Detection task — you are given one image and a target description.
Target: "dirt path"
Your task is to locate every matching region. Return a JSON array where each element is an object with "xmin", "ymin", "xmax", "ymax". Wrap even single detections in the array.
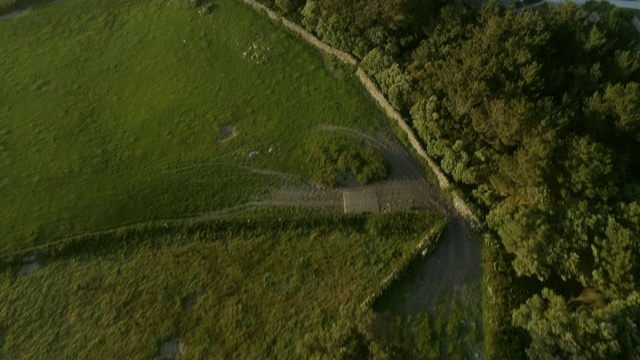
[{"xmin": 395, "ymin": 215, "xmax": 482, "ymax": 314}]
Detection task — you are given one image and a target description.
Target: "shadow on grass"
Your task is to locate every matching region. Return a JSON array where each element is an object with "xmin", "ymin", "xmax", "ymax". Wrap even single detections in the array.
[{"xmin": 0, "ymin": 0, "xmax": 58, "ymax": 17}]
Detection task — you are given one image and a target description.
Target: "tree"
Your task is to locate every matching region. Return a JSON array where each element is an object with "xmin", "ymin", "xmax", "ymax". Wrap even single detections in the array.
[
  {"xmin": 559, "ymin": 135, "xmax": 615, "ymax": 200},
  {"xmin": 593, "ymin": 203, "xmax": 640, "ymax": 298},
  {"xmin": 301, "ymin": 0, "xmax": 321, "ymax": 31},
  {"xmin": 513, "ymin": 289, "xmax": 640, "ymax": 360},
  {"xmin": 275, "ymin": 0, "xmax": 305, "ymax": 14}
]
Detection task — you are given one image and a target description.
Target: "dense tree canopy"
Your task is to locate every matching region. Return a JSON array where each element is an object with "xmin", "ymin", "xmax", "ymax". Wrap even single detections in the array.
[
  {"xmin": 408, "ymin": 1, "xmax": 640, "ymax": 357},
  {"xmin": 513, "ymin": 289, "xmax": 640, "ymax": 360}
]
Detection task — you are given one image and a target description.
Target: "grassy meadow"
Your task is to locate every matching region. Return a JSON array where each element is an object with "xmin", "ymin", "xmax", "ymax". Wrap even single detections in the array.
[
  {"xmin": 0, "ymin": 0, "xmax": 388, "ymax": 252},
  {"xmin": 0, "ymin": 211, "xmax": 444, "ymax": 358}
]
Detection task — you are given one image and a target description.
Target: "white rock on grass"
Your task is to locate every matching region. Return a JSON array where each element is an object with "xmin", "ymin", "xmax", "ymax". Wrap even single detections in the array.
[{"xmin": 17, "ymin": 255, "xmax": 39, "ymax": 278}]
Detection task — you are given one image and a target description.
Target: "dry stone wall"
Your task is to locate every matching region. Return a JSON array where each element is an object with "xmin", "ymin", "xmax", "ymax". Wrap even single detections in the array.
[
  {"xmin": 240, "ymin": 0, "xmax": 478, "ymax": 224},
  {"xmin": 242, "ymin": 0, "xmax": 357, "ymax": 65}
]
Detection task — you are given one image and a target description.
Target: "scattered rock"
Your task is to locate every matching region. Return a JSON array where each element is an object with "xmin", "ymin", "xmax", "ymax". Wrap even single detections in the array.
[
  {"xmin": 220, "ymin": 125, "xmax": 236, "ymax": 141},
  {"xmin": 17, "ymin": 254, "xmax": 40, "ymax": 278},
  {"xmin": 242, "ymin": 40, "xmax": 271, "ymax": 64},
  {"xmin": 248, "ymin": 151, "xmax": 259, "ymax": 158},
  {"xmin": 159, "ymin": 336, "xmax": 185, "ymax": 359}
]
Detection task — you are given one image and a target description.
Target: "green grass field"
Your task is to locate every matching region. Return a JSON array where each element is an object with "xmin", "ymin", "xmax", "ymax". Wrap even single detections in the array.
[
  {"xmin": 0, "ymin": 211, "xmax": 444, "ymax": 358},
  {"xmin": 0, "ymin": 0, "xmax": 388, "ymax": 252}
]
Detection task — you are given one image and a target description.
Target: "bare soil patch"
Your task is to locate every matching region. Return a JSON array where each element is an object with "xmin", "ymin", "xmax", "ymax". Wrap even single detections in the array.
[
  {"xmin": 267, "ymin": 186, "xmax": 342, "ymax": 210},
  {"xmin": 159, "ymin": 336, "xmax": 184, "ymax": 359},
  {"xmin": 219, "ymin": 124, "xmax": 236, "ymax": 141},
  {"xmin": 16, "ymin": 254, "xmax": 39, "ymax": 278}
]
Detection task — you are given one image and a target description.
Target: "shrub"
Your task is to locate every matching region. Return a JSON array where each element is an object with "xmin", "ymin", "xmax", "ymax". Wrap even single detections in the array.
[
  {"xmin": 0, "ymin": 0, "xmax": 19, "ymax": 15},
  {"xmin": 301, "ymin": 0, "xmax": 320, "ymax": 31},
  {"xmin": 311, "ymin": 139, "xmax": 389, "ymax": 187},
  {"xmin": 275, "ymin": 0, "xmax": 304, "ymax": 14},
  {"xmin": 358, "ymin": 146, "xmax": 389, "ymax": 184},
  {"xmin": 366, "ymin": 212, "xmax": 436, "ymax": 237}
]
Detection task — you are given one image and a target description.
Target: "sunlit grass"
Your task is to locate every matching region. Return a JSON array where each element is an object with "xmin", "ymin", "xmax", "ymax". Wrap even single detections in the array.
[{"xmin": 0, "ymin": 0, "xmax": 386, "ymax": 252}]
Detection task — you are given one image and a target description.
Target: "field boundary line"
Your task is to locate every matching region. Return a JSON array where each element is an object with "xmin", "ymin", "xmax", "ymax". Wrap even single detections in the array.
[
  {"xmin": 241, "ymin": 0, "xmax": 357, "ymax": 65},
  {"xmin": 0, "ymin": 203, "xmax": 266, "ymax": 259}
]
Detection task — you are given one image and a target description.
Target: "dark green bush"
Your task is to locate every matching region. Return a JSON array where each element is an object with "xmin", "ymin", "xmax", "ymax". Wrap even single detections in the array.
[
  {"xmin": 0, "ymin": 0, "xmax": 21, "ymax": 15},
  {"xmin": 357, "ymin": 146, "xmax": 389, "ymax": 184},
  {"xmin": 312, "ymin": 139, "xmax": 389, "ymax": 187}
]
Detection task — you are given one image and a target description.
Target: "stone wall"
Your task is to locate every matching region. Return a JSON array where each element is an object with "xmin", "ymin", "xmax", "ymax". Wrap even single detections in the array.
[{"xmin": 240, "ymin": 0, "xmax": 478, "ymax": 224}]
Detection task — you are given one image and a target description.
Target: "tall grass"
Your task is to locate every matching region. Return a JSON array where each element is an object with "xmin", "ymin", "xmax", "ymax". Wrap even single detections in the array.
[{"xmin": 0, "ymin": 211, "xmax": 442, "ymax": 358}]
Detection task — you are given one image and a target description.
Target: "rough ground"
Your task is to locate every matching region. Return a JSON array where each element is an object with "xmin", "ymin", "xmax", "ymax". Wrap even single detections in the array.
[
  {"xmin": 233, "ymin": 5, "xmax": 482, "ymax": 352},
  {"xmin": 5, "ymin": 123, "xmax": 482, "ymax": 359}
]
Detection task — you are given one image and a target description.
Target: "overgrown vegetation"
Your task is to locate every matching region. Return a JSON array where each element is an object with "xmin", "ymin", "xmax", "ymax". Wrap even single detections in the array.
[
  {"xmin": 0, "ymin": 211, "xmax": 443, "ymax": 358},
  {"xmin": 312, "ymin": 138, "xmax": 389, "ymax": 187},
  {"xmin": 482, "ymin": 234, "xmax": 537, "ymax": 358},
  {"xmin": 365, "ymin": 211, "xmax": 434, "ymax": 237},
  {"xmin": 0, "ymin": 0, "xmax": 389, "ymax": 252}
]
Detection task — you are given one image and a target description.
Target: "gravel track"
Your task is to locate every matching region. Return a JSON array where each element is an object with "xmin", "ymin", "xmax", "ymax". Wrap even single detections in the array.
[{"xmin": 395, "ymin": 215, "xmax": 481, "ymax": 314}]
